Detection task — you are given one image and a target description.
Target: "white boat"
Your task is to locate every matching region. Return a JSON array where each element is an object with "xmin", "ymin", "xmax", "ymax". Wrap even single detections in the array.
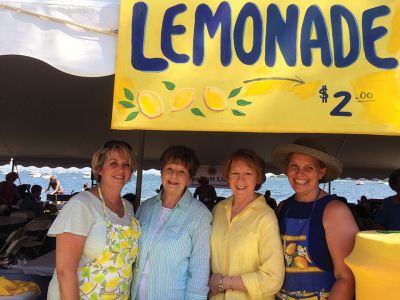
[
  {"xmin": 83, "ymin": 172, "xmax": 91, "ymax": 179},
  {"xmin": 29, "ymin": 172, "xmax": 42, "ymax": 178},
  {"xmin": 356, "ymin": 181, "xmax": 365, "ymax": 185}
]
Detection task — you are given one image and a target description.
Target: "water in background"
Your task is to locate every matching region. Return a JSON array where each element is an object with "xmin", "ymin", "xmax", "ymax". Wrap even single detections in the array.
[{"xmin": 1, "ymin": 166, "xmax": 394, "ymax": 203}]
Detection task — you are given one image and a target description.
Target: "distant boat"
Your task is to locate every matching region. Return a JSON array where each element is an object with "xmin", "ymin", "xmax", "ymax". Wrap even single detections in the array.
[
  {"xmin": 83, "ymin": 172, "xmax": 91, "ymax": 179},
  {"xmin": 356, "ymin": 181, "xmax": 365, "ymax": 185},
  {"xmin": 29, "ymin": 172, "xmax": 42, "ymax": 178},
  {"xmin": 41, "ymin": 174, "xmax": 52, "ymax": 179}
]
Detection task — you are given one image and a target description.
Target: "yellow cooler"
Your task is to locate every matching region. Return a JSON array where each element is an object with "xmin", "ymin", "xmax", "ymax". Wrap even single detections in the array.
[{"xmin": 345, "ymin": 231, "xmax": 400, "ymax": 300}]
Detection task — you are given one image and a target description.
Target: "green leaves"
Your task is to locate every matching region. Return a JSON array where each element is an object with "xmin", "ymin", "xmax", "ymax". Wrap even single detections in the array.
[
  {"xmin": 124, "ymin": 88, "xmax": 134, "ymax": 101},
  {"xmin": 119, "ymin": 87, "xmax": 139, "ymax": 121},
  {"xmin": 236, "ymin": 99, "xmax": 251, "ymax": 106},
  {"xmin": 125, "ymin": 111, "xmax": 139, "ymax": 121},
  {"xmin": 228, "ymin": 87, "xmax": 242, "ymax": 98},
  {"xmin": 191, "ymin": 108, "xmax": 205, "ymax": 117},
  {"xmin": 119, "ymin": 101, "xmax": 135, "ymax": 108},
  {"xmin": 162, "ymin": 81, "xmax": 176, "ymax": 90},
  {"xmin": 232, "ymin": 109, "xmax": 245, "ymax": 116}
]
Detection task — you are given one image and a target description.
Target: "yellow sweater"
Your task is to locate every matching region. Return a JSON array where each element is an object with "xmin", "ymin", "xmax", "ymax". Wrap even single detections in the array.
[{"xmin": 210, "ymin": 195, "xmax": 284, "ymax": 300}]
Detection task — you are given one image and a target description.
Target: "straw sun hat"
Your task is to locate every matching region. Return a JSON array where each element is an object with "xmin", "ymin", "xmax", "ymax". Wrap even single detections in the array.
[{"xmin": 271, "ymin": 137, "xmax": 343, "ymax": 183}]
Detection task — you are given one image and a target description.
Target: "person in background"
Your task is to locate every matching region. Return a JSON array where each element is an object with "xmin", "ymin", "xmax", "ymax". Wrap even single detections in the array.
[
  {"xmin": 45, "ymin": 175, "xmax": 64, "ymax": 195},
  {"xmin": 264, "ymin": 190, "xmax": 278, "ymax": 210},
  {"xmin": 194, "ymin": 176, "xmax": 217, "ymax": 209},
  {"xmin": 131, "ymin": 145, "xmax": 212, "ymax": 300},
  {"xmin": 19, "ymin": 184, "xmax": 43, "ymax": 217},
  {"xmin": 209, "ymin": 149, "xmax": 284, "ymax": 299},
  {"xmin": 82, "ymin": 183, "xmax": 90, "ymax": 191},
  {"xmin": 272, "ymin": 137, "xmax": 358, "ymax": 300},
  {"xmin": 47, "ymin": 141, "xmax": 140, "ymax": 299},
  {"xmin": 123, "ymin": 193, "xmax": 140, "ymax": 213},
  {"xmin": 374, "ymin": 169, "xmax": 400, "ymax": 230},
  {"xmin": 0, "ymin": 172, "xmax": 21, "ymax": 209}
]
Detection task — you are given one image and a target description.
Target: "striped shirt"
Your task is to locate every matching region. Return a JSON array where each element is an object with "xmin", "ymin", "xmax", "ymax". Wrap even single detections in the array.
[{"xmin": 131, "ymin": 190, "xmax": 212, "ymax": 300}]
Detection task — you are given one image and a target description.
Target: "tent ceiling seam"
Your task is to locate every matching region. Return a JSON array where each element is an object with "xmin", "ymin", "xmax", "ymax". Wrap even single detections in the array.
[{"xmin": 0, "ymin": 3, "xmax": 118, "ymax": 36}]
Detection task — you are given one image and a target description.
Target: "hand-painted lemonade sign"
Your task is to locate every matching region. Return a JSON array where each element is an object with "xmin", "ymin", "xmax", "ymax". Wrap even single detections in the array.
[{"xmin": 112, "ymin": 0, "xmax": 400, "ymax": 134}]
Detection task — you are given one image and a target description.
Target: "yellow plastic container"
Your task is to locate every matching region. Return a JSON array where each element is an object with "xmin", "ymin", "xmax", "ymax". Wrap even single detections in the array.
[{"xmin": 345, "ymin": 231, "xmax": 400, "ymax": 300}]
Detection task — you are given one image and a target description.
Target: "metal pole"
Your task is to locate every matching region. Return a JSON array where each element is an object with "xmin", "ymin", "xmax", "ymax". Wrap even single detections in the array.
[{"xmin": 135, "ymin": 131, "xmax": 145, "ymax": 203}]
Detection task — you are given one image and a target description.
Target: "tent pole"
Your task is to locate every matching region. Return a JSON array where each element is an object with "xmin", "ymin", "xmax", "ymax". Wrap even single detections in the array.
[{"xmin": 135, "ymin": 131, "xmax": 145, "ymax": 203}]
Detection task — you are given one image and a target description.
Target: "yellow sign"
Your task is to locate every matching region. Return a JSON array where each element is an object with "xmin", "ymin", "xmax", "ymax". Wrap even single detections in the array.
[{"xmin": 112, "ymin": 0, "xmax": 400, "ymax": 134}]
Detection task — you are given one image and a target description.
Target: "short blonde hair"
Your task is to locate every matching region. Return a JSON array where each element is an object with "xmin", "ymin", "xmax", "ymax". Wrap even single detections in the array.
[
  {"xmin": 91, "ymin": 141, "xmax": 135, "ymax": 182},
  {"xmin": 223, "ymin": 149, "xmax": 266, "ymax": 191}
]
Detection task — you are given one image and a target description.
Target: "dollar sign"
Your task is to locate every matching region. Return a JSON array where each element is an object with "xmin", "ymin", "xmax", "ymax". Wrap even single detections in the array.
[{"xmin": 319, "ymin": 85, "xmax": 328, "ymax": 103}]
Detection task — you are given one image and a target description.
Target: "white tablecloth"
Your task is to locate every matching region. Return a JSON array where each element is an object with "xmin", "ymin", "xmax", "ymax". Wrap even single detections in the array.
[
  {"xmin": 8, "ymin": 251, "xmax": 55, "ymax": 277},
  {"xmin": 0, "ymin": 291, "xmax": 37, "ymax": 300}
]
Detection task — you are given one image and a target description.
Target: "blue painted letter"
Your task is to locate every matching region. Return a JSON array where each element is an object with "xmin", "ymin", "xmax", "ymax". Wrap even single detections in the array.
[
  {"xmin": 301, "ymin": 5, "xmax": 332, "ymax": 67},
  {"xmin": 161, "ymin": 4, "xmax": 189, "ymax": 64},
  {"xmin": 193, "ymin": 2, "xmax": 232, "ymax": 66},
  {"xmin": 363, "ymin": 5, "xmax": 398, "ymax": 69},
  {"xmin": 131, "ymin": 2, "xmax": 168, "ymax": 71}
]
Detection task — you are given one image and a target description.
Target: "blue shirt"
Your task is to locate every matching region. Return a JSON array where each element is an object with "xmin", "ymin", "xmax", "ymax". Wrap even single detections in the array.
[{"xmin": 131, "ymin": 190, "xmax": 212, "ymax": 300}]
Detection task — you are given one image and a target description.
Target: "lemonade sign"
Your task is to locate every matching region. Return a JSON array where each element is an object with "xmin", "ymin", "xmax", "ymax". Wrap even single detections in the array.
[{"xmin": 112, "ymin": 0, "xmax": 400, "ymax": 134}]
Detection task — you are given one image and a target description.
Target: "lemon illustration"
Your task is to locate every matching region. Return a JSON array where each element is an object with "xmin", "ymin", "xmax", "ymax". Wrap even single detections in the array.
[
  {"xmin": 170, "ymin": 88, "xmax": 195, "ymax": 111},
  {"xmin": 121, "ymin": 265, "xmax": 132, "ymax": 278},
  {"xmin": 95, "ymin": 250, "xmax": 112, "ymax": 265},
  {"xmin": 138, "ymin": 91, "xmax": 163, "ymax": 118},
  {"xmin": 286, "ymin": 242, "xmax": 296, "ymax": 256},
  {"xmin": 204, "ymin": 87, "xmax": 227, "ymax": 111},
  {"xmin": 101, "ymin": 294, "xmax": 117, "ymax": 300},
  {"xmin": 294, "ymin": 256, "xmax": 308, "ymax": 270},
  {"xmin": 106, "ymin": 277, "xmax": 122, "ymax": 290},
  {"xmin": 81, "ymin": 282, "xmax": 96, "ymax": 295},
  {"xmin": 115, "ymin": 254, "xmax": 124, "ymax": 268}
]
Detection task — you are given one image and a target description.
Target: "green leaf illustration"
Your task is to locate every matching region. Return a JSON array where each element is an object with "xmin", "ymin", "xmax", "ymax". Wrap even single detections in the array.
[
  {"xmin": 232, "ymin": 109, "xmax": 246, "ymax": 116},
  {"xmin": 237, "ymin": 99, "xmax": 252, "ymax": 106},
  {"xmin": 228, "ymin": 87, "xmax": 242, "ymax": 98},
  {"xmin": 191, "ymin": 108, "xmax": 206, "ymax": 117},
  {"xmin": 125, "ymin": 111, "xmax": 139, "ymax": 121},
  {"xmin": 162, "ymin": 81, "xmax": 176, "ymax": 90},
  {"xmin": 124, "ymin": 88, "xmax": 134, "ymax": 101},
  {"xmin": 119, "ymin": 101, "xmax": 135, "ymax": 108}
]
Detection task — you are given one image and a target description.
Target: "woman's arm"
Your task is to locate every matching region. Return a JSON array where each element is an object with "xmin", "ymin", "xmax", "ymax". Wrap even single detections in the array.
[
  {"xmin": 56, "ymin": 232, "xmax": 86, "ymax": 300},
  {"xmin": 185, "ymin": 208, "xmax": 212, "ymax": 300},
  {"xmin": 324, "ymin": 200, "xmax": 359, "ymax": 300}
]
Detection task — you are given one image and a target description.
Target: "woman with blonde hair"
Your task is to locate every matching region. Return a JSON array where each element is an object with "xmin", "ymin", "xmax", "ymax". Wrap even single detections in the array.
[
  {"xmin": 45, "ymin": 175, "xmax": 64, "ymax": 195},
  {"xmin": 209, "ymin": 149, "xmax": 284, "ymax": 299},
  {"xmin": 47, "ymin": 141, "xmax": 140, "ymax": 299}
]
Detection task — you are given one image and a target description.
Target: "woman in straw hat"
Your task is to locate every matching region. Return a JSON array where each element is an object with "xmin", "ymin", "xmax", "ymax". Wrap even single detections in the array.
[{"xmin": 272, "ymin": 138, "xmax": 358, "ymax": 300}]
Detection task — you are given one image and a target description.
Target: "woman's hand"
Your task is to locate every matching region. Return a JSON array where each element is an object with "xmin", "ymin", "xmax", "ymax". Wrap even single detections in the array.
[{"xmin": 208, "ymin": 273, "xmax": 223, "ymax": 296}]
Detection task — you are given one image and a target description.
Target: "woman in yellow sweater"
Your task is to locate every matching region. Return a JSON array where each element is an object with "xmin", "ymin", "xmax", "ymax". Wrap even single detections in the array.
[{"xmin": 209, "ymin": 149, "xmax": 284, "ymax": 299}]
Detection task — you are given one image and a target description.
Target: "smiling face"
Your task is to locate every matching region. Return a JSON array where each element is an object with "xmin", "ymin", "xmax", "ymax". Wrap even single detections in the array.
[
  {"xmin": 161, "ymin": 162, "xmax": 190, "ymax": 198},
  {"xmin": 98, "ymin": 149, "xmax": 132, "ymax": 190},
  {"xmin": 228, "ymin": 159, "xmax": 258, "ymax": 200},
  {"xmin": 287, "ymin": 153, "xmax": 326, "ymax": 201}
]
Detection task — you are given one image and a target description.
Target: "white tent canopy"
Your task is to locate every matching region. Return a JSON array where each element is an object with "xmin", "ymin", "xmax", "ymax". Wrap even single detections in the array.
[
  {"xmin": 0, "ymin": 0, "xmax": 399, "ymax": 179},
  {"xmin": 0, "ymin": 0, "xmax": 119, "ymax": 76}
]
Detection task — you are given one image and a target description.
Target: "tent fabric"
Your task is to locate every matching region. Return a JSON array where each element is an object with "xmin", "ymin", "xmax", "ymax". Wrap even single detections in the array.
[
  {"xmin": 0, "ymin": 2, "xmax": 399, "ymax": 179},
  {"xmin": 0, "ymin": 0, "xmax": 119, "ymax": 76}
]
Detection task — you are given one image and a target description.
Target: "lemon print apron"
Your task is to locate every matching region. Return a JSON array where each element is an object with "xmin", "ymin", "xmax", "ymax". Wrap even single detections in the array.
[
  {"xmin": 276, "ymin": 196, "xmax": 335, "ymax": 300},
  {"xmin": 78, "ymin": 191, "xmax": 140, "ymax": 300}
]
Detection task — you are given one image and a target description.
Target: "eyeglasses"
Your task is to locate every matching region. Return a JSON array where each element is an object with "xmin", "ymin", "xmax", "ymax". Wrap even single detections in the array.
[{"xmin": 103, "ymin": 140, "xmax": 132, "ymax": 151}]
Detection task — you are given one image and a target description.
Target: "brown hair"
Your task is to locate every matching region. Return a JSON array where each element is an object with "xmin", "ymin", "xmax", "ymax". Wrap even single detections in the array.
[
  {"xmin": 223, "ymin": 149, "xmax": 266, "ymax": 190},
  {"xmin": 160, "ymin": 145, "xmax": 199, "ymax": 178},
  {"xmin": 91, "ymin": 141, "xmax": 135, "ymax": 182}
]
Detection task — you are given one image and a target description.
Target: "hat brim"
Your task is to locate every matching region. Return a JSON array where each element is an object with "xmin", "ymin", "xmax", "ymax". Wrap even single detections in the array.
[{"xmin": 272, "ymin": 143, "xmax": 343, "ymax": 183}]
